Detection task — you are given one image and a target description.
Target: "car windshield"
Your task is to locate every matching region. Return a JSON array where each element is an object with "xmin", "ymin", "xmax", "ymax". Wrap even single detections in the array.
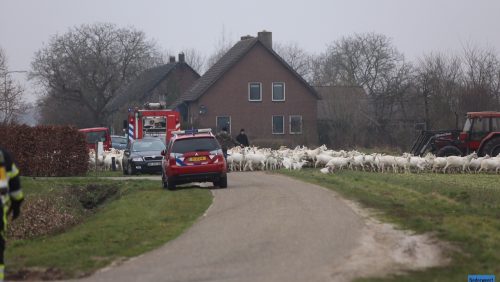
[
  {"xmin": 85, "ymin": 131, "xmax": 107, "ymax": 144},
  {"xmin": 171, "ymin": 137, "xmax": 220, "ymax": 154},
  {"xmin": 112, "ymin": 136, "xmax": 127, "ymax": 144},
  {"xmin": 132, "ymin": 140, "xmax": 165, "ymax": 152}
]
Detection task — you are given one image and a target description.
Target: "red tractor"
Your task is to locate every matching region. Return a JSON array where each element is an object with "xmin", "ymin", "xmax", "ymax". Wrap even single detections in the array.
[{"xmin": 411, "ymin": 112, "xmax": 500, "ymax": 157}]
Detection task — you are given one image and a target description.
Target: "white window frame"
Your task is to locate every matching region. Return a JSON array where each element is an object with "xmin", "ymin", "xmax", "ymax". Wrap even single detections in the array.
[
  {"xmin": 289, "ymin": 115, "xmax": 303, "ymax": 134},
  {"xmin": 272, "ymin": 82, "xmax": 286, "ymax": 101},
  {"xmin": 248, "ymin": 82, "xmax": 262, "ymax": 102},
  {"xmin": 272, "ymin": 115, "xmax": 285, "ymax": 135},
  {"xmin": 216, "ymin": 116, "xmax": 231, "ymax": 134}
]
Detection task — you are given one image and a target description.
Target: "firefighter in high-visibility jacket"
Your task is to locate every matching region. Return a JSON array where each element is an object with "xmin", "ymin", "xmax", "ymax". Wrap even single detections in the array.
[{"xmin": 0, "ymin": 147, "xmax": 23, "ymax": 282}]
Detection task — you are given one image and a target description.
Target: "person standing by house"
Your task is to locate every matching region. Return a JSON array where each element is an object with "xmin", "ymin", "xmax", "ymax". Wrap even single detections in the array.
[
  {"xmin": 216, "ymin": 126, "xmax": 240, "ymax": 160},
  {"xmin": 236, "ymin": 129, "xmax": 250, "ymax": 147},
  {"xmin": 0, "ymin": 147, "xmax": 24, "ymax": 282}
]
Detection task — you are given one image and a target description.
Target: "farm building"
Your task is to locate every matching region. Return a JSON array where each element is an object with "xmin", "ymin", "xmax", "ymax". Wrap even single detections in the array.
[
  {"xmin": 172, "ymin": 31, "xmax": 320, "ymax": 147},
  {"xmin": 316, "ymin": 86, "xmax": 371, "ymax": 148}
]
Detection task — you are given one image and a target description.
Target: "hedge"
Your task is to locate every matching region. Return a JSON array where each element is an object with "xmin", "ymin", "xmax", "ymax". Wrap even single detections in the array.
[{"xmin": 0, "ymin": 125, "xmax": 89, "ymax": 176}]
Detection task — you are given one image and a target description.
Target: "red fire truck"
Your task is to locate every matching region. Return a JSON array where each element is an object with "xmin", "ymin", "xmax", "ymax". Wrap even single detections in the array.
[{"xmin": 127, "ymin": 103, "xmax": 181, "ymax": 144}]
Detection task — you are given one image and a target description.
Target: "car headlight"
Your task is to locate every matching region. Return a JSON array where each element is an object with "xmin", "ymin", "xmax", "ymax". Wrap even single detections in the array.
[{"xmin": 132, "ymin": 157, "xmax": 143, "ymax": 162}]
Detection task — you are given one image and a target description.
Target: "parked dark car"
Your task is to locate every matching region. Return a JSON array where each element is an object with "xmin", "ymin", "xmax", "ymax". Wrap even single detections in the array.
[
  {"xmin": 122, "ymin": 138, "xmax": 165, "ymax": 175},
  {"xmin": 111, "ymin": 135, "xmax": 128, "ymax": 150}
]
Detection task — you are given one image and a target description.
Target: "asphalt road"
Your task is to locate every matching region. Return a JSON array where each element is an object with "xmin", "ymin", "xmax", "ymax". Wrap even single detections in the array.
[{"xmin": 71, "ymin": 172, "xmax": 364, "ymax": 282}]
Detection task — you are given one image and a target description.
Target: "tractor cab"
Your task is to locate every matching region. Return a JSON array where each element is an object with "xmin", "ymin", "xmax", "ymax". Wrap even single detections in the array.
[{"xmin": 459, "ymin": 112, "xmax": 500, "ymax": 155}]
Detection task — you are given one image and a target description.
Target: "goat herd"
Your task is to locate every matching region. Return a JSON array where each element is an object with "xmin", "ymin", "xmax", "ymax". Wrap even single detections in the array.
[
  {"xmin": 89, "ymin": 145, "xmax": 500, "ymax": 174},
  {"xmin": 226, "ymin": 145, "xmax": 500, "ymax": 174},
  {"xmin": 89, "ymin": 149, "xmax": 125, "ymax": 171}
]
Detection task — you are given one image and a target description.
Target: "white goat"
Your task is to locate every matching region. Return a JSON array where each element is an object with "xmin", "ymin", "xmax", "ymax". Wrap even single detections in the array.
[
  {"xmin": 442, "ymin": 152, "xmax": 477, "ymax": 173},
  {"xmin": 325, "ymin": 157, "xmax": 350, "ymax": 172},
  {"xmin": 478, "ymin": 156, "xmax": 500, "ymax": 173}
]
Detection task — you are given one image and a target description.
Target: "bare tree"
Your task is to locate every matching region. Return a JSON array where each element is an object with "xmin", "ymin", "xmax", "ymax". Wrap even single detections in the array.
[
  {"xmin": 0, "ymin": 48, "xmax": 28, "ymax": 124},
  {"xmin": 182, "ymin": 48, "xmax": 206, "ymax": 74},
  {"xmin": 310, "ymin": 52, "xmax": 340, "ymax": 86},
  {"xmin": 312, "ymin": 33, "xmax": 405, "ymax": 91},
  {"xmin": 274, "ymin": 42, "xmax": 311, "ymax": 80},
  {"xmin": 30, "ymin": 23, "xmax": 162, "ymax": 127},
  {"xmin": 206, "ymin": 27, "xmax": 234, "ymax": 69},
  {"xmin": 313, "ymin": 33, "xmax": 410, "ymax": 145},
  {"xmin": 460, "ymin": 44, "xmax": 500, "ymax": 112},
  {"xmin": 462, "ymin": 44, "xmax": 499, "ymax": 89},
  {"xmin": 333, "ymin": 33, "xmax": 402, "ymax": 94}
]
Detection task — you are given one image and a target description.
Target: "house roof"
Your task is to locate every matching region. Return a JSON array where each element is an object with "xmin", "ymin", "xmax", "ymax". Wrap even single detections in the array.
[
  {"xmin": 315, "ymin": 86, "xmax": 367, "ymax": 120},
  {"xmin": 108, "ymin": 62, "xmax": 196, "ymax": 111},
  {"xmin": 171, "ymin": 37, "xmax": 319, "ymax": 108}
]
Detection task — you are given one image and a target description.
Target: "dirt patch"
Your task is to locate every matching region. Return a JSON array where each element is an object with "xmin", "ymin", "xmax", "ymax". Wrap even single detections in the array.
[
  {"xmin": 70, "ymin": 184, "xmax": 120, "ymax": 210},
  {"xmin": 330, "ymin": 198, "xmax": 452, "ymax": 281},
  {"xmin": 6, "ymin": 267, "xmax": 66, "ymax": 281},
  {"xmin": 7, "ymin": 195, "xmax": 80, "ymax": 239},
  {"xmin": 8, "ymin": 184, "xmax": 119, "ymax": 240}
]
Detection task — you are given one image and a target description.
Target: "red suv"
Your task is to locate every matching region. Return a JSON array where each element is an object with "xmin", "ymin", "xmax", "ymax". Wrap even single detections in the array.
[{"xmin": 161, "ymin": 129, "xmax": 227, "ymax": 190}]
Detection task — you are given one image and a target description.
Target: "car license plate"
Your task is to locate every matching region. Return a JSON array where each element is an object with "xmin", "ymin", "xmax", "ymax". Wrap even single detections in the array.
[
  {"xmin": 148, "ymin": 162, "xmax": 161, "ymax": 166},
  {"xmin": 189, "ymin": 156, "xmax": 207, "ymax": 162}
]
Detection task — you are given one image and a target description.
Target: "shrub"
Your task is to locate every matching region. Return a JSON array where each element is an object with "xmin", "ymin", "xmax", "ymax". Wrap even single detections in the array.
[{"xmin": 0, "ymin": 124, "xmax": 89, "ymax": 176}]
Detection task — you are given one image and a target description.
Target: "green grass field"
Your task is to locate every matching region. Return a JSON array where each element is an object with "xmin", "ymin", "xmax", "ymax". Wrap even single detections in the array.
[
  {"xmin": 7, "ymin": 177, "xmax": 212, "ymax": 279},
  {"xmin": 280, "ymin": 169, "xmax": 500, "ymax": 282}
]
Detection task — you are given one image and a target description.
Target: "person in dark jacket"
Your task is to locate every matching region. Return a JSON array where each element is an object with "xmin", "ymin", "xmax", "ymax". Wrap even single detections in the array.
[
  {"xmin": 236, "ymin": 129, "xmax": 250, "ymax": 147},
  {"xmin": 0, "ymin": 147, "xmax": 23, "ymax": 282},
  {"xmin": 216, "ymin": 126, "xmax": 240, "ymax": 159}
]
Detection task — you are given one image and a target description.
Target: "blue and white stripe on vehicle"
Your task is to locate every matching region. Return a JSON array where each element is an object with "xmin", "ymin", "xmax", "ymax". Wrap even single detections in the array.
[
  {"xmin": 128, "ymin": 123, "xmax": 134, "ymax": 142},
  {"xmin": 176, "ymin": 157, "xmax": 186, "ymax": 166}
]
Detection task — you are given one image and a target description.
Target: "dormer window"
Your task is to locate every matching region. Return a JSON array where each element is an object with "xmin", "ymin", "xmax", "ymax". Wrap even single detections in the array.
[{"xmin": 248, "ymin": 82, "xmax": 262, "ymax": 101}]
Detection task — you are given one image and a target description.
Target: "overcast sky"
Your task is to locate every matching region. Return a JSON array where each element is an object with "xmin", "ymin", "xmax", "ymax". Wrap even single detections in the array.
[{"xmin": 1, "ymin": 0, "xmax": 500, "ymax": 102}]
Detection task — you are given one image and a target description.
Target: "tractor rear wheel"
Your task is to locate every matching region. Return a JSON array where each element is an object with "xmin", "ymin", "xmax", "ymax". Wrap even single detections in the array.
[
  {"xmin": 437, "ymin": 146, "xmax": 462, "ymax": 157},
  {"xmin": 482, "ymin": 137, "xmax": 500, "ymax": 157}
]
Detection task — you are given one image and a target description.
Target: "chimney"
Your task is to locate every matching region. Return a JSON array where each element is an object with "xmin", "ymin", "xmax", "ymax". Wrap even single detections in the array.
[
  {"xmin": 240, "ymin": 35, "xmax": 253, "ymax": 40},
  {"xmin": 178, "ymin": 53, "xmax": 185, "ymax": 63},
  {"xmin": 257, "ymin": 30, "xmax": 272, "ymax": 49},
  {"xmin": 169, "ymin": 56, "xmax": 176, "ymax": 63}
]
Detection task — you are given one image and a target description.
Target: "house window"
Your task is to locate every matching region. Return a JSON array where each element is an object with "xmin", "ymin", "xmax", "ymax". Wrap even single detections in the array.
[
  {"xmin": 248, "ymin": 82, "xmax": 262, "ymax": 101},
  {"xmin": 272, "ymin": 82, "xmax": 285, "ymax": 101},
  {"xmin": 216, "ymin": 116, "xmax": 231, "ymax": 134},
  {"xmin": 272, "ymin": 115, "xmax": 285, "ymax": 134},
  {"xmin": 290, "ymin": 115, "xmax": 302, "ymax": 134}
]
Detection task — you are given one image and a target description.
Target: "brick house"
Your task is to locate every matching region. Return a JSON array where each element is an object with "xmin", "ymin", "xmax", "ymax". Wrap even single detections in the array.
[
  {"xmin": 173, "ymin": 31, "xmax": 320, "ymax": 146},
  {"xmin": 108, "ymin": 53, "xmax": 200, "ymax": 132}
]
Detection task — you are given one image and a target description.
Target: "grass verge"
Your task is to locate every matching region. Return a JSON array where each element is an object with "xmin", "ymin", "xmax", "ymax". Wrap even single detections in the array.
[
  {"xmin": 280, "ymin": 169, "xmax": 500, "ymax": 282},
  {"xmin": 86, "ymin": 170, "xmax": 125, "ymax": 177},
  {"xmin": 7, "ymin": 177, "xmax": 212, "ymax": 279}
]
